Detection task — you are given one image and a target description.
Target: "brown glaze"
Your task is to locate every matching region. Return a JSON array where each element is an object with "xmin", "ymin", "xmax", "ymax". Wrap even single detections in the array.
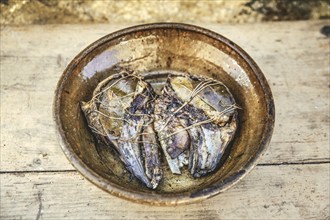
[{"xmin": 53, "ymin": 23, "xmax": 275, "ymax": 205}]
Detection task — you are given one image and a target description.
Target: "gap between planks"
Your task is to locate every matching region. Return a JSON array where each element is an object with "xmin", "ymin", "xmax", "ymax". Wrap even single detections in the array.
[{"xmin": 1, "ymin": 161, "xmax": 329, "ymax": 175}]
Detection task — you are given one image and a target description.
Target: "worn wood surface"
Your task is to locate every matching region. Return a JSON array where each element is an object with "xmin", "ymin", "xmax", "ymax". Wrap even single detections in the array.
[
  {"xmin": 1, "ymin": 20, "xmax": 329, "ymax": 219},
  {"xmin": 1, "ymin": 165, "xmax": 329, "ymax": 220}
]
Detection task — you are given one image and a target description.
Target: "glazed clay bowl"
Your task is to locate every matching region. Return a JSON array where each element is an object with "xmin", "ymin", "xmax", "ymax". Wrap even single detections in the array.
[{"xmin": 54, "ymin": 23, "xmax": 275, "ymax": 205}]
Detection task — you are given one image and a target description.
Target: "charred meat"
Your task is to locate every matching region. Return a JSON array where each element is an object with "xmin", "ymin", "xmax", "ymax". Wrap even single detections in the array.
[
  {"xmin": 81, "ymin": 73, "xmax": 162, "ymax": 189},
  {"xmin": 81, "ymin": 72, "xmax": 238, "ymax": 189}
]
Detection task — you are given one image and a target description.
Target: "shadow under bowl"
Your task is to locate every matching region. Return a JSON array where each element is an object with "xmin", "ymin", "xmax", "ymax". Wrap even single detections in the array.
[{"xmin": 54, "ymin": 23, "xmax": 275, "ymax": 205}]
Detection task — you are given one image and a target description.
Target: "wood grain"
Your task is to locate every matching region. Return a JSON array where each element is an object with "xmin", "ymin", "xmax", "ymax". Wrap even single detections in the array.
[
  {"xmin": 1, "ymin": 164, "xmax": 329, "ymax": 220},
  {"xmin": 0, "ymin": 20, "xmax": 329, "ymax": 219},
  {"xmin": 1, "ymin": 21, "xmax": 329, "ymax": 172}
]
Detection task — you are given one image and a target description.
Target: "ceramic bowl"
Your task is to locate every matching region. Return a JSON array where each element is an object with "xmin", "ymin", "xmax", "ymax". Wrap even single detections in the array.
[{"xmin": 54, "ymin": 23, "xmax": 275, "ymax": 205}]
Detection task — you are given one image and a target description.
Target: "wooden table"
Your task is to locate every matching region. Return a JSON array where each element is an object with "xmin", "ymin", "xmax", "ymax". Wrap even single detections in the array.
[{"xmin": 1, "ymin": 20, "xmax": 329, "ymax": 219}]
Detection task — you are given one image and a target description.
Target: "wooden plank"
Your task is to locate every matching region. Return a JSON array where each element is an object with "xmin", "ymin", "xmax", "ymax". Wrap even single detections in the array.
[
  {"xmin": 1, "ymin": 164, "xmax": 329, "ymax": 220},
  {"xmin": 0, "ymin": 56, "xmax": 74, "ymax": 172},
  {"xmin": 0, "ymin": 21, "xmax": 329, "ymax": 172}
]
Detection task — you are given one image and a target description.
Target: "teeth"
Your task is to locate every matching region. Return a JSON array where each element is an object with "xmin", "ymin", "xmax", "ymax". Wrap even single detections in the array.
[{"xmin": 81, "ymin": 72, "xmax": 237, "ymax": 189}]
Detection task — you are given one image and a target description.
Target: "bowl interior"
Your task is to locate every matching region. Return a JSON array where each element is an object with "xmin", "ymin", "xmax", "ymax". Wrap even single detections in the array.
[{"xmin": 55, "ymin": 24, "xmax": 274, "ymax": 204}]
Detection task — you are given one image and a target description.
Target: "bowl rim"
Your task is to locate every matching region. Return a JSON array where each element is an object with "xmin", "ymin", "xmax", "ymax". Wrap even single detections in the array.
[{"xmin": 53, "ymin": 22, "xmax": 275, "ymax": 205}]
